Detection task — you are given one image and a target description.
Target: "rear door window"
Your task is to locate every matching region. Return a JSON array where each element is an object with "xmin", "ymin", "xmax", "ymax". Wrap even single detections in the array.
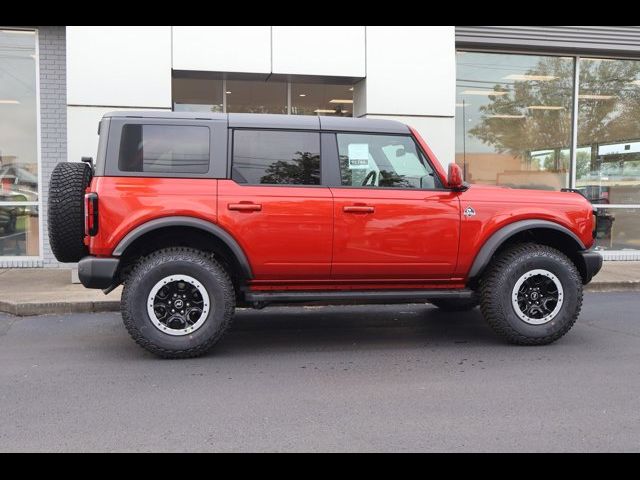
[{"xmin": 232, "ymin": 130, "xmax": 320, "ymax": 185}]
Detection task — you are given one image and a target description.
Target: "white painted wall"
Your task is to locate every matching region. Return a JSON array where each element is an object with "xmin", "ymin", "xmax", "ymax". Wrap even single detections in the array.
[
  {"xmin": 172, "ymin": 26, "xmax": 271, "ymax": 74},
  {"xmin": 67, "ymin": 106, "xmax": 170, "ymax": 163},
  {"xmin": 363, "ymin": 26, "xmax": 455, "ymax": 117},
  {"xmin": 272, "ymin": 26, "xmax": 365, "ymax": 77},
  {"xmin": 66, "ymin": 26, "xmax": 171, "ymax": 108},
  {"xmin": 361, "ymin": 27, "xmax": 456, "ymax": 165}
]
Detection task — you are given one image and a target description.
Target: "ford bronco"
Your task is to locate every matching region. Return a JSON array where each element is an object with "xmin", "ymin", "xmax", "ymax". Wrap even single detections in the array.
[{"xmin": 48, "ymin": 112, "xmax": 602, "ymax": 358}]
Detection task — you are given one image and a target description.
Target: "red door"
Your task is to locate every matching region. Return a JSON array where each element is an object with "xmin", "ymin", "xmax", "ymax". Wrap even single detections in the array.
[
  {"xmin": 217, "ymin": 181, "xmax": 333, "ymax": 280},
  {"xmin": 217, "ymin": 129, "xmax": 333, "ymax": 281},
  {"xmin": 331, "ymin": 189, "xmax": 460, "ymax": 279},
  {"xmin": 330, "ymin": 132, "xmax": 461, "ymax": 280}
]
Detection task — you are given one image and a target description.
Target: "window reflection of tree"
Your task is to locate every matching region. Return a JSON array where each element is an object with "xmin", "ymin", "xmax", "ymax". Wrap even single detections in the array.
[
  {"xmin": 260, "ymin": 151, "xmax": 320, "ymax": 185},
  {"xmin": 469, "ymin": 57, "xmax": 640, "ymax": 176}
]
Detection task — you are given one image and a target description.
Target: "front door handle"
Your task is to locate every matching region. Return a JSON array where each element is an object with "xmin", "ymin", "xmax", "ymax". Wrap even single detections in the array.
[
  {"xmin": 343, "ymin": 205, "xmax": 375, "ymax": 214},
  {"xmin": 228, "ymin": 203, "xmax": 262, "ymax": 212}
]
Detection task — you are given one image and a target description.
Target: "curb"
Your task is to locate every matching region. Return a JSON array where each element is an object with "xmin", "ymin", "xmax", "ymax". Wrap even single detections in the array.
[
  {"xmin": 585, "ymin": 282, "xmax": 640, "ymax": 293},
  {"xmin": 0, "ymin": 300, "xmax": 120, "ymax": 317},
  {"xmin": 0, "ymin": 282, "xmax": 638, "ymax": 316}
]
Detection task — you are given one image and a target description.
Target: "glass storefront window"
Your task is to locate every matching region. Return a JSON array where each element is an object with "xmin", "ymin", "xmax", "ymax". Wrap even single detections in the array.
[
  {"xmin": 172, "ymin": 76, "xmax": 223, "ymax": 113},
  {"xmin": 0, "ymin": 29, "xmax": 39, "ymax": 257},
  {"xmin": 576, "ymin": 58, "xmax": 640, "ymax": 205},
  {"xmin": 456, "ymin": 51, "xmax": 574, "ymax": 190},
  {"xmin": 594, "ymin": 208, "xmax": 640, "ymax": 251},
  {"xmin": 291, "ymin": 82, "xmax": 353, "ymax": 116},
  {"xmin": 225, "ymin": 79, "xmax": 287, "ymax": 114}
]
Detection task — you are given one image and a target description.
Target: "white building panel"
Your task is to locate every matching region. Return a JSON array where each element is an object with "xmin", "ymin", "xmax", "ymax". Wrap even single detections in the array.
[
  {"xmin": 364, "ymin": 26, "xmax": 455, "ymax": 117},
  {"xmin": 272, "ymin": 26, "xmax": 365, "ymax": 77},
  {"xmin": 172, "ymin": 26, "xmax": 271, "ymax": 74},
  {"xmin": 66, "ymin": 26, "xmax": 171, "ymax": 108}
]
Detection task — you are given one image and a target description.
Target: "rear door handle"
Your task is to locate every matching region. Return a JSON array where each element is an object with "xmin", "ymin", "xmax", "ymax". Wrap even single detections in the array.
[
  {"xmin": 343, "ymin": 205, "xmax": 375, "ymax": 214},
  {"xmin": 228, "ymin": 203, "xmax": 262, "ymax": 212}
]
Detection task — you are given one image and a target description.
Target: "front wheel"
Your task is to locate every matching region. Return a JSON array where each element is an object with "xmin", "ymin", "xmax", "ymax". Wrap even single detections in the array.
[
  {"xmin": 121, "ymin": 247, "xmax": 236, "ymax": 358},
  {"xmin": 479, "ymin": 243, "xmax": 583, "ymax": 345}
]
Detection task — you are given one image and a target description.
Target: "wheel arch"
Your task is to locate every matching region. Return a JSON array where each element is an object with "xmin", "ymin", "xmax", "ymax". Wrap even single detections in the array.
[
  {"xmin": 468, "ymin": 220, "xmax": 587, "ymax": 285},
  {"xmin": 113, "ymin": 216, "xmax": 253, "ymax": 282}
]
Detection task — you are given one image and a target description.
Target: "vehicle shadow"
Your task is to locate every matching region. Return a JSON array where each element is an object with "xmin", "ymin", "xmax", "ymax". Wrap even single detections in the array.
[{"xmin": 213, "ymin": 303, "xmax": 503, "ymax": 356}]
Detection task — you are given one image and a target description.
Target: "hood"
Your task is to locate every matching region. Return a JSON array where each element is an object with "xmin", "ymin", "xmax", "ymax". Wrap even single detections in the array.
[{"xmin": 463, "ymin": 183, "xmax": 592, "ymax": 207}]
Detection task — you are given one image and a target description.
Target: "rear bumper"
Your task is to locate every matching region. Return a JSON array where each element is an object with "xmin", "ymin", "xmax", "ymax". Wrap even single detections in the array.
[
  {"xmin": 77, "ymin": 256, "xmax": 120, "ymax": 289},
  {"xmin": 577, "ymin": 250, "xmax": 603, "ymax": 285}
]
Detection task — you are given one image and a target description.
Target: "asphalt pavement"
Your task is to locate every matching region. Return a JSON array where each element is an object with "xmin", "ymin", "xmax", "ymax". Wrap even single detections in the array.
[{"xmin": 0, "ymin": 292, "xmax": 639, "ymax": 452}]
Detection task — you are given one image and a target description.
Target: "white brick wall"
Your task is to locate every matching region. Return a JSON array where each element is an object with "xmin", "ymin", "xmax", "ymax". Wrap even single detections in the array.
[{"xmin": 0, "ymin": 26, "xmax": 66, "ymax": 268}]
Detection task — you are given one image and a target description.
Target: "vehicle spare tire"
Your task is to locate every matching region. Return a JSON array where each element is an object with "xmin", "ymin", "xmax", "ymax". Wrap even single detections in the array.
[{"xmin": 48, "ymin": 162, "xmax": 92, "ymax": 263}]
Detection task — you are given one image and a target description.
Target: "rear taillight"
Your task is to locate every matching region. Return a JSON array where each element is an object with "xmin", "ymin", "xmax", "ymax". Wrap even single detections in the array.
[{"xmin": 84, "ymin": 192, "xmax": 99, "ymax": 236}]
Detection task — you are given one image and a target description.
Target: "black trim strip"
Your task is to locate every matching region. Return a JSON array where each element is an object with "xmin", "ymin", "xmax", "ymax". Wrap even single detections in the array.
[{"xmin": 245, "ymin": 289, "xmax": 475, "ymax": 305}]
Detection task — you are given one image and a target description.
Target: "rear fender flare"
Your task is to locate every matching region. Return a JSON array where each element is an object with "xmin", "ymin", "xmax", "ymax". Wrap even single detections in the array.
[{"xmin": 112, "ymin": 216, "xmax": 253, "ymax": 279}]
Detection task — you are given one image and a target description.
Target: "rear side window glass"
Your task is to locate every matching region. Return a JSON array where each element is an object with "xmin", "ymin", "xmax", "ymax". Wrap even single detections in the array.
[
  {"xmin": 118, "ymin": 124, "xmax": 210, "ymax": 174},
  {"xmin": 232, "ymin": 130, "xmax": 320, "ymax": 185}
]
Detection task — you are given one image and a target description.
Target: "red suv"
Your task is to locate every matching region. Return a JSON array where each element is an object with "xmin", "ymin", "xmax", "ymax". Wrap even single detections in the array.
[{"xmin": 48, "ymin": 112, "xmax": 602, "ymax": 358}]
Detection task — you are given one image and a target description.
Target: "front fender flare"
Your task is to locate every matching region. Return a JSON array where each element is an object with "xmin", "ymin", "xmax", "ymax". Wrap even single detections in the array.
[{"xmin": 467, "ymin": 219, "xmax": 586, "ymax": 281}]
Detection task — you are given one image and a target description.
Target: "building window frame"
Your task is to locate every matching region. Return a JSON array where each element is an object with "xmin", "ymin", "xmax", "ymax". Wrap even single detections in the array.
[
  {"xmin": 173, "ymin": 74, "xmax": 355, "ymax": 118},
  {"xmin": 0, "ymin": 27, "xmax": 42, "ymax": 262}
]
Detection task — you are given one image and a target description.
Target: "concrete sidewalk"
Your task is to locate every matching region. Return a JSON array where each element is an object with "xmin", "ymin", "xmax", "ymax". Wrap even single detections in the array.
[{"xmin": 0, "ymin": 262, "xmax": 639, "ymax": 316}]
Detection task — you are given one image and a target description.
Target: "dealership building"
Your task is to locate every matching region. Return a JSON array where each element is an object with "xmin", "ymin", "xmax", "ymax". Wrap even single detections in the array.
[{"xmin": 1, "ymin": 25, "xmax": 640, "ymax": 268}]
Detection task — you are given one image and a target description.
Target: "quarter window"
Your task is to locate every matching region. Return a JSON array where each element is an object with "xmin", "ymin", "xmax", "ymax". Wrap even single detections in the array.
[
  {"xmin": 232, "ymin": 130, "xmax": 320, "ymax": 185},
  {"xmin": 337, "ymin": 134, "xmax": 440, "ymax": 189},
  {"xmin": 118, "ymin": 124, "xmax": 210, "ymax": 174}
]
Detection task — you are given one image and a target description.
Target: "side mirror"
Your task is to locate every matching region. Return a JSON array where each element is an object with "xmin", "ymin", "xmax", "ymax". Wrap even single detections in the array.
[{"xmin": 448, "ymin": 163, "xmax": 464, "ymax": 189}]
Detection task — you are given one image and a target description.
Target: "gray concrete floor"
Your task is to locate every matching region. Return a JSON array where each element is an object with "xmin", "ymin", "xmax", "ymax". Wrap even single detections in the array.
[{"xmin": 0, "ymin": 292, "xmax": 639, "ymax": 452}]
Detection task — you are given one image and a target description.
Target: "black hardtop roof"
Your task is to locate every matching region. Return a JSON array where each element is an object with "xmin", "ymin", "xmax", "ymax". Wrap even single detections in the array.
[{"xmin": 102, "ymin": 111, "xmax": 410, "ymax": 134}]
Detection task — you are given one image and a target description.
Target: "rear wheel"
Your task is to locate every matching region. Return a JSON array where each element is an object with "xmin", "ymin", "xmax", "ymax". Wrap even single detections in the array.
[
  {"xmin": 48, "ymin": 162, "xmax": 92, "ymax": 262},
  {"xmin": 430, "ymin": 297, "xmax": 478, "ymax": 311},
  {"xmin": 479, "ymin": 243, "xmax": 582, "ymax": 345},
  {"xmin": 121, "ymin": 248, "xmax": 236, "ymax": 358}
]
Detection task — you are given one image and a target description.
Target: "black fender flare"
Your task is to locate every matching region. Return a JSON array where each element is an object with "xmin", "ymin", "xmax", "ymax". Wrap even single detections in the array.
[
  {"xmin": 112, "ymin": 216, "xmax": 253, "ymax": 279},
  {"xmin": 467, "ymin": 219, "xmax": 586, "ymax": 280}
]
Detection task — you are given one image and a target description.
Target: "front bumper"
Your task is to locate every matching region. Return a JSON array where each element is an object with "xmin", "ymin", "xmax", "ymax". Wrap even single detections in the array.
[
  {"xmin": 77, "ymin": 256, "xmax": 120, "ymax": 289},
  {"xmin": 577, "ymin": 250, "xmax": 603, "ymax": 285}
]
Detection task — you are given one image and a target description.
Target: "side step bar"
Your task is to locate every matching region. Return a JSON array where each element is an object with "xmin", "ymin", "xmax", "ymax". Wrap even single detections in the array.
[{"xmin": 244, "ymin": 289, "xmax": 475, "ymax": 307}]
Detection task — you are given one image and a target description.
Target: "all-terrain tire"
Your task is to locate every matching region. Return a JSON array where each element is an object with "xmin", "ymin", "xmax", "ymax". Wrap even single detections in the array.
[
  {"xmin": 48, "ymin": 162, "xmax": 92, "ymax": 263},
  {"xmin": 430, "ymin": 297, "xmax": 479, "ymax": 312},
  {"xmin": 121, "ymin": 248, "xmax": 236, "ymax": 359},
  {"xmin": 479, "ymin": 243, "xmax": 583, "ymax": 345}
]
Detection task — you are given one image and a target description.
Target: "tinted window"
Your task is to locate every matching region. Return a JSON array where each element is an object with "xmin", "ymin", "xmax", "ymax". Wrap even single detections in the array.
[
  {"xmin": 337, "ymin": 134, "xmax": 440, "ymax": 189},
  {"xmin": 232, "ymin": 130, "xmax": 320, "ymax": 185},
  {"xmin": 118, "ymin": 124, "xmax": 210, "ymax": 174}
]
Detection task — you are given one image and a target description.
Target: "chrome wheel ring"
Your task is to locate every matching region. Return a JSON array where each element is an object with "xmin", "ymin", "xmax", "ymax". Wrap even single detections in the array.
[
  {"xmin": 511, "ymin": 269, "xmax": 564, "ymax": 325},
  {"xmin": 147, "ymin": 275, "xmax": 210, "ymax": 336}
]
